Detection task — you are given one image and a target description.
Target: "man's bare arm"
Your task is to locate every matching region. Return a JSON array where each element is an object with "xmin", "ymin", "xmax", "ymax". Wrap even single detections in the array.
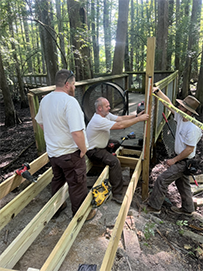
[
  {"xmin": 111, "ymin": 113, "xmax": 149, "ymax": 130},
  {"xmin": 166, "ymin": 145, "xmax": 194, "ymax": 166},
  {"xmin": 71, "ymin": 130, "xmax": 87, "ymax": 158}
]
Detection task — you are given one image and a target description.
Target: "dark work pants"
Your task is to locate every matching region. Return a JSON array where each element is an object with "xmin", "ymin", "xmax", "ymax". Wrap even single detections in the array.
[
  {"xmin": 49, "ymin": 150, "xmax": 88, "ymax": 216},
  {"xmin": 149, "ymin": 160, "xmax": 194, "ymax": 213},
  {"xmin": 86, "ymin": 140, "xmax": 123, "ymax": 196}
]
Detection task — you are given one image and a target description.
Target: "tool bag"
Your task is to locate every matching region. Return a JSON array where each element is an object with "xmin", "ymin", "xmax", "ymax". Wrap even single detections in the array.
[
  {"xmin": 184, "ymin": 159, "xmax": 197, "ymax": 175},
  {"xmin": 78, "ymin": 264, "xmax": 97, "ymax": 271}
]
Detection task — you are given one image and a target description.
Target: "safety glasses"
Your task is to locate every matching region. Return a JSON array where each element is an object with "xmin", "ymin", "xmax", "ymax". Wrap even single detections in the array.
[{"xmin": 64, "ymin": 71, "xmax": 74, "ymax": 84}]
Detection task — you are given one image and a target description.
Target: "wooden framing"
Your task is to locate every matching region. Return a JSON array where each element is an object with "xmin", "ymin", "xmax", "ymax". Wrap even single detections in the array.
[
  {"xmin": 0, "ymin": 38, "xmax": 179, "ymax": 271},
  {"xmin": 28, "ymin": 74, "xmax": 129, "ymax": 154},
  {"xmin": 0, "ymin": 146, "xmax": 141, "ymax": 271}
]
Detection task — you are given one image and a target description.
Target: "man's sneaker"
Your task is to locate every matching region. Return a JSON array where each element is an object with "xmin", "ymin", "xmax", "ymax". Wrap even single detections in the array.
[
  {"xmin": 111, "ymin": 194, "xmax": 123, "ymax": 204},
  {"xmin": 52, "ymin": 202, "xmax": 67, "ymax": 219},
  {"xmin": 146, "ymin": 206, "xmax": 161, "ymax": 215},
  {"xmin": 171, "ymin": 206, "xmax": 193, "ymax": 217},
  {"xmin": 86, "ymin": 209, "xmax": 97, "ymax": 221}
]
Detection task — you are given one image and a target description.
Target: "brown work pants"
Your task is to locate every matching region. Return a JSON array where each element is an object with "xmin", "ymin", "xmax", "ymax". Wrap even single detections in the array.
[
  {"xmin": 86, "ymin": 140, "xmax": 123, "ymax": 196},
  {"xmin": 149, "ymin": 160, "xmax": 194, "ymax": 213},
  {"xmin": 49, "ymin": 150, "xmax": 87, "ymax": 216}
]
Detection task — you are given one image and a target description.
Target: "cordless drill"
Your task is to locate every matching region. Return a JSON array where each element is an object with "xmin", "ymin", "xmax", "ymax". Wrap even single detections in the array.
[{"xmin": 15, "ymin": 163, "xmax": 37, "ymax": 183}]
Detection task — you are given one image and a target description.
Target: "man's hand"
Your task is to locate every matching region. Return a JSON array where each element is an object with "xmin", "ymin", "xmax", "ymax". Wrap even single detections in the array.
[
  {"xmin": 166, "ymin": 158, "xmax": 176, "ymax": 166},
  {"xmin": 80, "ymin": 150, "xmax": 86, "ymax": 158},
  {"xmin": 137, "ymin": 112, "xmax": 149, "ymax": 121}
]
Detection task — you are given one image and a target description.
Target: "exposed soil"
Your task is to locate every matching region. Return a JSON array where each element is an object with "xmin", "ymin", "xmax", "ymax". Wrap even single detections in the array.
[{"xmin": 0, "ymin": 99, "xmax": 203, "ymax": 271}]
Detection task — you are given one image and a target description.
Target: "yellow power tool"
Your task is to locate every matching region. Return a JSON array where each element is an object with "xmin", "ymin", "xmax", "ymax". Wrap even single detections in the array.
[{"xmin": 91, "ymin": 180, "xmax": 112, "ymax": 208}]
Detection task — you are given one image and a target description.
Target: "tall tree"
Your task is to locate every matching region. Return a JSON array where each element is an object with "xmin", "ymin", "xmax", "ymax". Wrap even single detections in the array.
[
  {"xmin": 112, "ymin": 0, "xmax": 130, "ymax": 75},
  {"xmin": 103, "ymin": 0, "xmax": 111, "ymax": 72},
  {"xmin": 155, "ymin": 0, "xmax": 168, "ymax": 70},
  {"xmin": 36, "ymin": 0, "xmax": 58, "ymax": 85},
  {"xmin": 67, "ymin": 0, "xmax": 92, "ymax": 80},
  {"xmin": 56, "ymin": 0, "xmax": 67, "ymax": 69},
  {"xmin": 8, "ymin": 2, "xmax": 28, "ymax": 108},
  {"xmin": 91, "ymin": 0, "xmax": 99, "ymax": 74},
  {"xmin": 175, "ymin": 0, "xmax": 180, "ymax": 71},
  {"xmin": 0, "ymin": 51, "xmax": 18, "ymax": 126},
  {"xmin": 182, "ymin": 0, "xmax": 201, "ymax": 98},
  {"xmin": 196, "ymin": 43, "xmax": 203, "ymax": 113}
]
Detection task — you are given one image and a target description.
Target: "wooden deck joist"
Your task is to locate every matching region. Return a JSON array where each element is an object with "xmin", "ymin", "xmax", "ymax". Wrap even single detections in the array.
[{"xmin": 0, "ymin": 147, "xmax": 141, "ymax": 271}]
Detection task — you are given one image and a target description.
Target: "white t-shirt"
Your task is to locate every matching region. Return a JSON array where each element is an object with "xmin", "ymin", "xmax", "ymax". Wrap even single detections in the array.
[
  {"xmin": 174, "ymin": 112, "xmax": 202, "ymax": 158},
  {"xmin": 35, "ymin": 91, "xmax": 88, "ymax": 157},
  {"xmin": 86, "ymin": 113, "xmax": 118, "ymax": 150}
]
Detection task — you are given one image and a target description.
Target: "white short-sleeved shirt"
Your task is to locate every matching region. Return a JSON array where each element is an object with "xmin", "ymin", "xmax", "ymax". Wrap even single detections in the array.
[
  {"xmin": 86, "ymin": 113, "xmax": 118, "ymax": 150},
  {"xmin": 35, "ymin": 91, "xmax": 88, "ymax": 157},
  {"xmin": 174, "ymin": 112, "xmax": 202, "ymax": 158}
]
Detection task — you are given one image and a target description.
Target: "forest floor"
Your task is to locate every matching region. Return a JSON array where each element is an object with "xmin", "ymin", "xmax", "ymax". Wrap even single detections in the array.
[{"xmin": 0, "ymin": 98, "xmax": 203, "ymax": 271}]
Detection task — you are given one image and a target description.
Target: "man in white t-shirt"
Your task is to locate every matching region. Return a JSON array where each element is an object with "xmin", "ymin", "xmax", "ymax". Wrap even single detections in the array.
[
  {"xmin": 147, "ymin": 87, "xmax": 202, "ymax": 216},
  {"xmin": 86, "ymin": 97, "xmax": 149, "ymax": 204},
  {"xmin": 35, "ymin": 69, "xmax": 96, "ymax": 220}
]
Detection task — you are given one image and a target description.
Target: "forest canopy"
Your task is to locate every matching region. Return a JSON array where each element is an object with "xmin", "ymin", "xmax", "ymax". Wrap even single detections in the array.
[{"xmin": 0, "ymin": 0, "xmax": 203, "ymax": 125}]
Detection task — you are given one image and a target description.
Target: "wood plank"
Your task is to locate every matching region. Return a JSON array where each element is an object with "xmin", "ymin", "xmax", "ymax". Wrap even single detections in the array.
[
  {"xmin": 100, "ymin": 154, "xmax": 142, "ymax": 270},
  {"xmin": 0, "ymin": 168, "xmax": 53, "ymax": 231},
  {"xmin": 142, "ymin": 37, "xmax": 156, "ymax": 200},
  {"xmin": 0, "ymin": 268, "xmax": 18, "ymax": 271},
  {"xmin": 0, "ymin": 152, "xmax": 49, "ymax": 200},
  {"xmin": 190, "ymin": 174, "xmax": 203, "ymax": 184},
  {"xmin": 118, "ymin": 148, "xmax": 141, "ymax": 157},
  {"xmin": 117, "ymin": 155, "xmax": 138, "ymax": 169},
  {"xmin": 0, "ymin": 184, "xmax": 69, "ymax": 269},
  {"xmin": 40, "ymin": 165, "xmax": 109, "ymax": 271}
]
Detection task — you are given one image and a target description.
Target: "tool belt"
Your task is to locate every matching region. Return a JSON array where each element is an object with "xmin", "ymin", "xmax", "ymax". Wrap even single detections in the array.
[{"xmin": 184, "ymin": 159, "xmax": 197, "ymax": 175}]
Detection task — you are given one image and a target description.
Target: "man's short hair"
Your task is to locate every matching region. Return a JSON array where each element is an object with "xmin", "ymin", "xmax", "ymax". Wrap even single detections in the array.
[
  {"xmin": 55, "ymin": 69, "xmax": 75, "ymax": 87},
  {"xmin": 95, "ymin": 97, "xmax": 105, "ymax": 111}
]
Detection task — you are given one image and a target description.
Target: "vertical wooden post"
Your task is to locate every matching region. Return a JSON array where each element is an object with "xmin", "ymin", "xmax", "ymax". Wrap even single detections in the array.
[
  {"xmin": 142, "ymin": 37, "xmax": 156, "ymax": 200},
  {"xmin": 28, "ymin": 93, "xmax": 46, "ymax": 155}
]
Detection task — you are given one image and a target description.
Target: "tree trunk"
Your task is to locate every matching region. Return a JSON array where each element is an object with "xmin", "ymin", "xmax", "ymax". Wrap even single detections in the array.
[
  {"xmin": 103, "ymin": 0, "xmax": 111, "ymax": 72},
  {"xmin": 112, "ymin": 0, "xmax": 130, "ymax": 75},
  {"xmin": 155, "ymin": 0, "xmax": 168, "ymax": 70},
  {"xmin": 0, "ymin": 52, "xmax": 18, "ymax": 127},
  {"xmin": 182, "ymin": 0, "xmax": 201, "ymax": 98},
  {"xmin": 8, "ymin": 3, "xmax": 28, "ymax": 108},
  {"xmin": 67, "ymin": 0, "xmax": 92, "ymax": 80},
  {"xmin": 196, "ymin": 43, "xmax": 203, "ymax": 114},
  {"xmin": 175, "ymin": 0, "xmax": 180, "ymax": 71},
  {"xmin": 36, "ymin": 0, "xmax": 58, "ymax": 85},
  {"xmin": 167, "ymin": 0, "xmax": 174, "ymax": 70},
  {"xmin": 91, "ymin": 0, "xmax": 99, "ymax": 74},
  {"xmin": 56, "ymin": 0, "xmax": 67, "ymax": 69}
]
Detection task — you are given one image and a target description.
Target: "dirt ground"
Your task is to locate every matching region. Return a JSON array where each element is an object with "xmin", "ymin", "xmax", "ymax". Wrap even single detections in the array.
[{"xmin": 1, "ymin": 99, "xmax": 203, "ymax": 271}]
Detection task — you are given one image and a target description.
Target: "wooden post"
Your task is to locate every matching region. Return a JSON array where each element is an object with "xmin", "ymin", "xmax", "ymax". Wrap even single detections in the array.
[
  {"xmin": 142, "ymin": 37, "xmax": 156, "ymax": 200},
  {"xmin": 27, "ymin": 93, "xmax": 46, "ymax": 154}
]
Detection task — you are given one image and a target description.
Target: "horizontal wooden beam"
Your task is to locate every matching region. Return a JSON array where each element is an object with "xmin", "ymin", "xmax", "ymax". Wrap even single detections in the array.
[
  {"xmin": 100, "ymin": 153, "xmax": 142, "ymax": 270},
  {"xmin": 40, "ymin": 166, "xmax": 109, "ymax": 271},
  {"xmin": 0, "ymin": 152, "xmax": 49, "ymax": 200},
  {"xmin": 0, "ymin": 168, "xmax": 53, "ymax": 231},
  {"xmin": 117, "ymin": 155, "xmax": 138, "ymax": 169},
  {"xmin": 0, "ymin": 183, "xmax": 69, "ymax": 269}
]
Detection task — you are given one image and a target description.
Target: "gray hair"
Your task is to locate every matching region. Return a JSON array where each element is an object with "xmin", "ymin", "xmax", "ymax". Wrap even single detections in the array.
[{"xmin": 95, "ymin": 97, "xmax": 105, "ymax": 111}]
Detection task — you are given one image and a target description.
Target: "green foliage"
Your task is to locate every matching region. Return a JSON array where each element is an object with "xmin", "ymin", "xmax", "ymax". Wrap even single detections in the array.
[{"xmin": 144, "ymin": 221, "xmax": 156, "ymax": 240}]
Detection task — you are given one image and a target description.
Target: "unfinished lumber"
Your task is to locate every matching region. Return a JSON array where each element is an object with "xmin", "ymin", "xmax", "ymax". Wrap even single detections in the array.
[
  {"xmin": 117, "ymin": 155, "xmax": 138, "ymax": 169},
  {"xmin": 0, "ymin": 268, "xmax": 18, "ymax": 271},
  {"xmin": 0, "ymin": 152, "xmax": 49, "ymax": 200},
  {"xmin": 0, "ymin": 168, "xmax": 53, "ymax": 231},
  {"xmin": 100, "ymin": 153, "xmax": 142, "ymax": 271},
  {"xmin": 190, "ymin": 174, "xmax": 203, "ymax": 184},
  {"xmin": 0, "ymin": 183, "xmax": 69, "ymax": 269},
  {"xmin": 39, "ymin": 166, "xmax": 109, "ymax": 271}
]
